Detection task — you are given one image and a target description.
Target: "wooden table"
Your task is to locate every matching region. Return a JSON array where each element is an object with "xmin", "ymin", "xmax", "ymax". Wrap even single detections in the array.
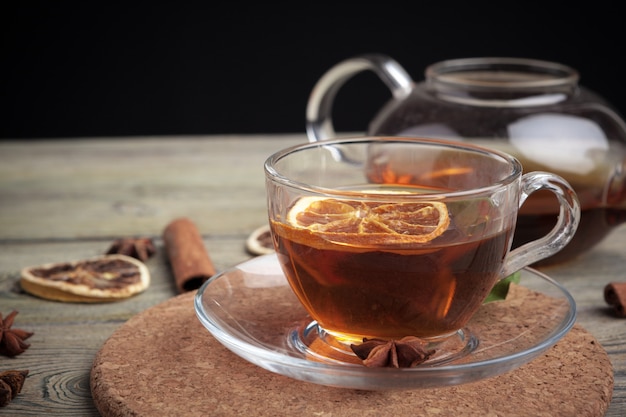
[{"xmin": 0, "ymin": 135, "xmax": 624, "ymax": 416}]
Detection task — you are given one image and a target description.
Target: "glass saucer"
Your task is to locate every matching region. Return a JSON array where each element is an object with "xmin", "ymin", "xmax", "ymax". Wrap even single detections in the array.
[{"xmin": 194, "ymin": 254, "xmax": 576, "ymax": 390}]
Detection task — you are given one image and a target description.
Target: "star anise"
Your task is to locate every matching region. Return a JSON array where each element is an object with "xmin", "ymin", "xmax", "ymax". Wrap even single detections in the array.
[
  {"xmin": 350, "ymin": 336, "xmax": 435, "ymax": 368},
  {"xmin": 0, "ymin": 311, "xmax": 34, "ymax": 358},
  {"xmin": 106, "ymin": 237, "xmax": 156, "ymax": 262},
  {"xmin": 0, "ymin": 370, "xmax": 29, "ymax": 407}
]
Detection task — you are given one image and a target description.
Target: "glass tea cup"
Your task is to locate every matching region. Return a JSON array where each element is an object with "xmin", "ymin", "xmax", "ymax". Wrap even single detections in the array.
[{"xmin": 264, "ymin": 137, "xmax": 580, "ymax": 360}]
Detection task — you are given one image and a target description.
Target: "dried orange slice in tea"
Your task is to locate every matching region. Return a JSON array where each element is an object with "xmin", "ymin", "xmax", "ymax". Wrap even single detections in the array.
[{"xmin": 285, "ymin": 195, "xmax": 450, "ymax": 247}]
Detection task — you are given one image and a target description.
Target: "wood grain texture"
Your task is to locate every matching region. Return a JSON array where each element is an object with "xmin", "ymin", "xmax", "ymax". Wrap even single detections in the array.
[{"xmin": 1, "ymin": 135, "xmax": 625, "ymax": 416}]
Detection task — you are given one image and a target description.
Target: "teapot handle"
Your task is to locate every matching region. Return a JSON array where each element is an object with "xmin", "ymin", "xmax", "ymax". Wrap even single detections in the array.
[{"xmin": 306, "ymin": 54, "xmax": 414, "ymax": 142}]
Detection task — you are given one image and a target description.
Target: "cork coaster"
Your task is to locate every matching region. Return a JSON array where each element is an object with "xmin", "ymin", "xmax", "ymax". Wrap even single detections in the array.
[{"xmin": 91, "ymin": 291, "xmax": 613, "ymax": 417}]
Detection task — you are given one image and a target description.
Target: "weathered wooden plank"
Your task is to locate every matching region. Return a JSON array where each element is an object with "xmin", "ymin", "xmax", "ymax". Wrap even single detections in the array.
[{"xmin": 0, "ymin": 135, "xmax": 305, "ymax": 240}]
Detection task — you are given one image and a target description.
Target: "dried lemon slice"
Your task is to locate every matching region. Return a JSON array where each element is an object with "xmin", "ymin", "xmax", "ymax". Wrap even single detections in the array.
[
  {"xmin": 285, "ymin": 195, "xmax": 449, "ymax": 246},
  {"xmin": 20, "ymin": 254, "xmax": 150, "ymax": 303}
]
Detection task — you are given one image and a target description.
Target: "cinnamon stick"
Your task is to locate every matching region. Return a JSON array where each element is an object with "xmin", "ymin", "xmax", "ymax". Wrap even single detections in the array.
[
  {"xmin": 163, "ymin": 217, "xmax": 216, "ymax": 293},
  {"xmin": 604, "ymin": 282, "xmax": 626, "ymax": 318}
]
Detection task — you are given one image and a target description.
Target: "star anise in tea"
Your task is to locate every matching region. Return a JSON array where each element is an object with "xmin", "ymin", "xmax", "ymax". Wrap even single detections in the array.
[
  {"xmin": 0, "ymin": 311, "xmax": 34, "ymax": 358},
  {"xmin": 350, "ymin": 336, "xmax": 435, "ymax": 368},
  {"xmin": 106, "ymin": 237, "xmax": 156, "ymax": 262}
]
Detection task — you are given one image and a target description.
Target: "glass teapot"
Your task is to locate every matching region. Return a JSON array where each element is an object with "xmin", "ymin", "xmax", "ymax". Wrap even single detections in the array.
[{"xmin": 306, "ymin": 54, "xmax": 626, "ymax": 266}]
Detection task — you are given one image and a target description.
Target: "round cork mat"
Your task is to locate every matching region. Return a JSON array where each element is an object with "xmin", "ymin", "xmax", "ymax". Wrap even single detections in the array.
[{"xmin": 91, "ymin": 291, "xmax": 613, "ymax": 417}]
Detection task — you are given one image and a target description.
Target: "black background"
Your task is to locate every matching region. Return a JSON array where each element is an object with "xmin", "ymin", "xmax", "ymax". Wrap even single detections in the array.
[{"xmin": 2, "ymin": 4, "xmax": 624, "ymax": 139}]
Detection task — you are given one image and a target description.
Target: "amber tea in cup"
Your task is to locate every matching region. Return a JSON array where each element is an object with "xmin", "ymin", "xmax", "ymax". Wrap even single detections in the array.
[{"xmin": 265, "ymin": 137, "xmax": 580, "ymax": 347}]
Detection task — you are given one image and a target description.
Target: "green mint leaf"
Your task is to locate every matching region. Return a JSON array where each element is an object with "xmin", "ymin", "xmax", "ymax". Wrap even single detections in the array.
[{"xmin": 484, "ymin": 271, "xmax": 521, "ymax": 303}]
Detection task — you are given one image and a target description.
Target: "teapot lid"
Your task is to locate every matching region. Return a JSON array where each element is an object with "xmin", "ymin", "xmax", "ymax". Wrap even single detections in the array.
[{"xmin": 425, "ymin": 57, "xmax": 579, "ymax": 106}]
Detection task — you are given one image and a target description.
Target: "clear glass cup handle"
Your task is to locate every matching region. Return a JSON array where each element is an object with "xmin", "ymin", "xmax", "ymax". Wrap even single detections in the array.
[
  {"xmin": 306, "ymin": 54, "xmax": 414, "ymax": 142},
  {"xmin": 502, "ymin": 172, "xmax": 581, "ymax": 277}
]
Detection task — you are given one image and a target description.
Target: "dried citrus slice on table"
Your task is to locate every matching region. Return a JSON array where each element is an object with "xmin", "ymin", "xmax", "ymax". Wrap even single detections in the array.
[
  {"xmin": 20, "ymin": 254, "xmax": 150, "ymax": 303},
  {"xmin": 284, "ymin": 195, "xmax": 450, "ymax": 247}
]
